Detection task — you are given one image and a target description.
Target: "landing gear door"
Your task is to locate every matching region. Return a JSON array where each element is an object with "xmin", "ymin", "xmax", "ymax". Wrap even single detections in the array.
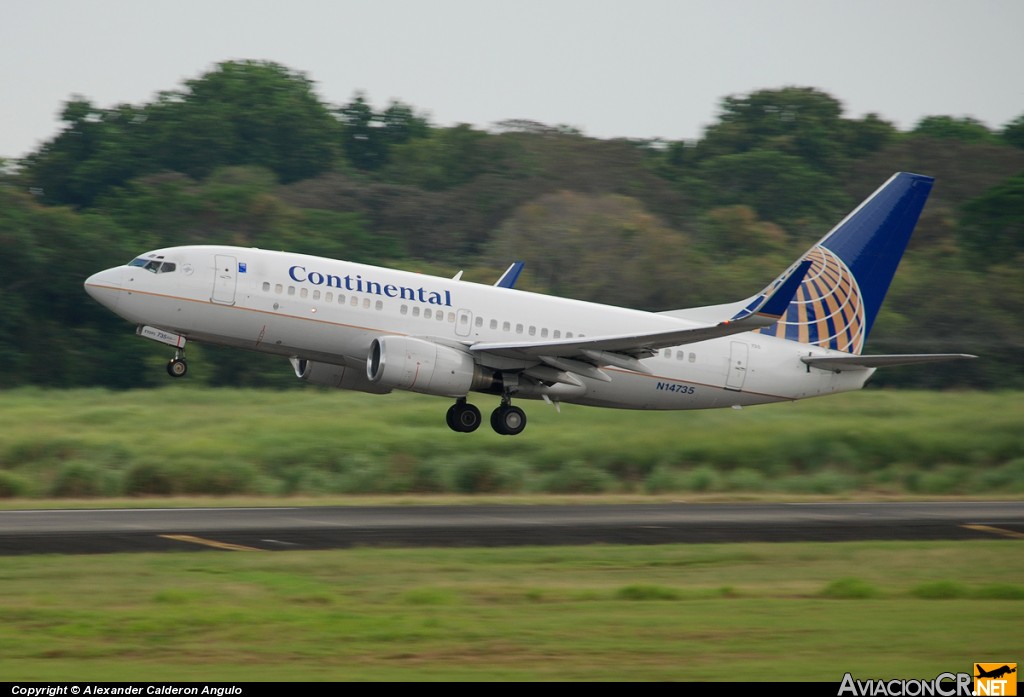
[{"xmin": 212, "ymin": 255, "xmax": 237, "ymax": 305}]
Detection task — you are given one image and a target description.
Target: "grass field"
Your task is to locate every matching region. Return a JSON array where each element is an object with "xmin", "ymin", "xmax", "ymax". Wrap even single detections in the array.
[
  {"xmin": 1, "ymin": 388, "xmax": 1020, "ymax": 681},
  {"xmin": 1, "ymin": 541, "xmax": 1021, "ymax": 681},
  {"xmin": 0, "ymin": 387, "xmax": 1021, "ymax": 498}
]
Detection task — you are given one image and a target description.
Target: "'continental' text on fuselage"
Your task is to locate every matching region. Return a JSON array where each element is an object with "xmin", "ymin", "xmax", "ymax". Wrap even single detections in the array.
[{"xmin": 288, "ymin": 265, "xmax": 453, "ymax": 306}]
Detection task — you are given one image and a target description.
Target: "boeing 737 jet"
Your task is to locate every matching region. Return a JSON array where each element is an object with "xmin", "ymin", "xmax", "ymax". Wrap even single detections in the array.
[{"xmin": 85, "ymin": 172, "xmax": 974, "ymax": 435}]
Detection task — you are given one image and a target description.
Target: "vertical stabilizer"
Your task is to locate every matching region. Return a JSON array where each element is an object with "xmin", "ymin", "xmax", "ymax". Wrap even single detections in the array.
[{"xmin": 756, "ymin": 172, "xmax": 933, "ymax": 354}]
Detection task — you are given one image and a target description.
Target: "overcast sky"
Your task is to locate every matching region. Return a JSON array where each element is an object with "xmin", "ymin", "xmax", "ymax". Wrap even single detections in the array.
[{"xmin": 3, "ymin": 0, "xmax": 1022, "ymax": 159}]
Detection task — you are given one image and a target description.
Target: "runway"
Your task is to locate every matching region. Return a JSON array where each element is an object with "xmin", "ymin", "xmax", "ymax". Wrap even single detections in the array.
[{"xmin": 0, "ymin": 501, "xmax": 1022, "ymax": 555}]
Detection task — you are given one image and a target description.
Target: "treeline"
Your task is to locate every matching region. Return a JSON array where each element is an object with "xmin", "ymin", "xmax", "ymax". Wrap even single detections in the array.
[{"xmin": 2, "ymin": 59, "xmax": 1022, "ymax": 389}]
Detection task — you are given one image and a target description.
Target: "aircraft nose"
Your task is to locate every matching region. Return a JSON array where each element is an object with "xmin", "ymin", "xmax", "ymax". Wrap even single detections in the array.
[{"xmin": 84, "ymin": 266, "xmax": 124, "ymax": 311}]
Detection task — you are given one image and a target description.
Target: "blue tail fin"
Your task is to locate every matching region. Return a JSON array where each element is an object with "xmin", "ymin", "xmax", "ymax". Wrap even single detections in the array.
[{"xmin": 755, "ymin": 172, "xmax": 934, "ymax": 354}]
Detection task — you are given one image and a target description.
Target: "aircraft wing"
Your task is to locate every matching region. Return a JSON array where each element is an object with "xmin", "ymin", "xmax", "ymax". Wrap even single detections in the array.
[
  {"xmin": 801, "ymin": 353, "xmax": 977, "ymax": 371},
  {"xmin": 470, "ymin": 260, "xmax": 811, "ymax": 374}
]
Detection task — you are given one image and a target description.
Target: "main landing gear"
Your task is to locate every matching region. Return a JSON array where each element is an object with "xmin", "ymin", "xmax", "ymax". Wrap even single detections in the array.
[
  {"xmin": 491, "ymin": 399, "xmax": 527, "ymax": 436},
  {"xmin": 446, "ymin": 398, "xmax": 481, "ymax": 433},
  {"xmin": 447, "ymin": 395, "xmax": 527, "ymax": 436}
]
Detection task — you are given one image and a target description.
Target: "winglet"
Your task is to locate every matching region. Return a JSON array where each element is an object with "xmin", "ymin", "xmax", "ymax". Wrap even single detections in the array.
[
  {"xmin": 756, "ymin": 259, "xmax": 813, "ymax": 319},
  {"xmin": 728, "ymin": 259, "xmax": 812, "ymax": 328},
  {"xmin": 494, "ymin": 261, "xmax": 524, "ymax": 288}
]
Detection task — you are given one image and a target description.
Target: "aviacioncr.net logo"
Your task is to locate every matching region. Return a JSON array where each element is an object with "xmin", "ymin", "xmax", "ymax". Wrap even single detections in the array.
[{"xmin": 838, "ymin": 672, "xmax": 973, "ymax": 696}]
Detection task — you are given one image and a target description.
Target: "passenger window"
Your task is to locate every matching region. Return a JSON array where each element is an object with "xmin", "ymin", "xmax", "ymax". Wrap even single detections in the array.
[
  {"xmin": 326, "ymin": 292, "xmax": 333, "ymax": 303},
  {"xmin": 401, "ymin": 305, "xmax": 409, "ymax": 315},
  {"xmin": 275, "ymin": 284, "xmax": 283, "ymax": 294},
  {"xmin": 516, "ymin": 324, "xmax": 524, "ymax": 334},
  {"xmin": 412, "ymin": 307, "xmax": 420, "ymax": 317},
  {"xmin": 447, "ymin": 312, "xmax": 455, "ymax": 323},
  {"xmin": 376, "ymin": 300, "xmax": 383, "ymax": 311},
  {"xmin": 475, "ymin": 317, "xmax": 483, "ymax": 328},
  {"xmin": 541, "ymin": 328, "xmax": 548, "ymax": 338},
  {"xmin": 529, "ymin": 326, "xmax": 536, "ymax": 336},
  {"xmin": 313, "ymin": 290, "xmax": 321, "ymax": 301},
  {"xmin": 287, "ymin": 286, "xmax": 296, "ymax": 296},
  {"xmin": 424, "ymin": 309, "xmax": 433, "ymax": 319},
  {"xmin": 262, "ymin": 282, "xmax": 271, "ymax": 292},
  {"xmin": 503, "ymin": 321, "xmax": 511, "ymax": 332},
  {"xmin": 300, "ymin": 288, "xmax": 308, "ymax": 299},
  {"xmin": 553, "ymin": 330, "xmax": 561, "ymax": 339},
  {"xmin": 490, "ymin": 319, "xmax": 498, "ymax": 330},
  {"xmin": 689, "ymin": 353, "xmax": 696, "ymax": 363}
]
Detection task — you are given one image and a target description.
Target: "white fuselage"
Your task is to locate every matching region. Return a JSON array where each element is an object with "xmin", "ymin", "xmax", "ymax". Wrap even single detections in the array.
[{"xmin": 85, "ymin": 245, "xmax": 872, "ymax": 410}]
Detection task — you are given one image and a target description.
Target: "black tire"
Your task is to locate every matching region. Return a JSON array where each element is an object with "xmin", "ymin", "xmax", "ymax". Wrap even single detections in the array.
[
  {"xmin": 166, "ymin": 358, "xmax": 188, "ymax": 378},
  {"xmin": 491, "ymin": 405, "xmax": 527, "ymax": 436},
  {"xmin": 448, "ymin": 402, "xmax": 481, "ymax": 433}
]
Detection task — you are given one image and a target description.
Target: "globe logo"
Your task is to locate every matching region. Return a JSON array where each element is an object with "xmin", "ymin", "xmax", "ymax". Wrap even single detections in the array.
[{"xmin": 757, "ymin": 246, "xmax": 866, "ymax": 354}]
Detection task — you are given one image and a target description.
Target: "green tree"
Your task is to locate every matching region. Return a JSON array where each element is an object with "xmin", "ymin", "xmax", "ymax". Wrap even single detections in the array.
[
  {"xmin": 151, "ymin": 60, "xmax": 340, "ymax": 182},
  {"xmin": 384, "ymin": 124, "xmax": 494, "ymax": 190},
  {"xmin": 487, "ymin": 191, "xmax": 712, "ymax": 309},
  {"xmin": 338, "ymin": 93, "xmax": 387, "ymax": 170},
  {"xmin": 1001, "ymin": 113, "xmax": 1024, "ymax": 149},
  {"xmin": 958, "ymin": 173, "xmax": 1024, "ymax": 265},
  {"xmin": 20, "ymin": 98, "xmax": 150, "ymax": 207},
  {"xmin": 911, "ymin": 115, "xmax": 998, "ymax": 144},
  {"xmin": 0, "ymin": 188, "xmax": 160, "ymax": 387},
  {"xmin": 698, "ymin": 150, "xmax": 849, "ymax": 226},
  {"xmin": 696, "ymin": 87, "xmax": 850, "ymax": 172},
  {"xmin": 21, "ymin": 61, "xmax": 341, "ymax": 207}
]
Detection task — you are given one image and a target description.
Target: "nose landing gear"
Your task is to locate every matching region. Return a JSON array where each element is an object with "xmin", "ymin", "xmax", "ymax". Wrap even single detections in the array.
[{"xmin": 166, "ymin": 349, "xmax": 188, "ymax": 378}]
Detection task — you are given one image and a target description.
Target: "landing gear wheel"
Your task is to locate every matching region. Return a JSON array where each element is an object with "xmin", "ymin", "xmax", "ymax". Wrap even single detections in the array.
[
  {"xmin": 491, "ymin": 404, "xmax": 527, "ymax": 436},
  {"xmin": 446, "ymin": 400, "xmax": 481, "ymax": 433},
  {"xmin": 166, "ymin": 357, "xmax": 188, "ymax": 378}
]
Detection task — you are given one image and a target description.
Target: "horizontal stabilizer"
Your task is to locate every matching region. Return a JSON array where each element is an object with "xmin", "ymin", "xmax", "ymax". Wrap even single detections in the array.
[{"xmin": 801, "ymin": 353, "xmax": 977, "ymax": 372}]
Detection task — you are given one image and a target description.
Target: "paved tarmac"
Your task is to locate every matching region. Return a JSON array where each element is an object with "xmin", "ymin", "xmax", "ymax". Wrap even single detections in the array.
[{"xmin": 0, "ymin": 501, "xmax": 1021, "ymax": 555}]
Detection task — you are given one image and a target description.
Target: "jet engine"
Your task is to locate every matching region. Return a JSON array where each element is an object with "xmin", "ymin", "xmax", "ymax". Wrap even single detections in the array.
[
  {"xmin": 367, "ymin": 336, "xmax": 497, "ymax": 397},
  {"xmin": 290, "ymin": 357, "xmax": 392, "ymax": 394}
]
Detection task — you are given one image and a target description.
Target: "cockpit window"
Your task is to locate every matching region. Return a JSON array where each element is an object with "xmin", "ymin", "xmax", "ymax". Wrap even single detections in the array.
[{"xmin": 128, "ymin": 257, "xmax": 176, "ymax": 274}]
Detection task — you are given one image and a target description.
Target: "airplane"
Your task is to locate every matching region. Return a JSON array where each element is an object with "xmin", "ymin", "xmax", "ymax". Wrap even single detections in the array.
[
  {"xmin": 975, "ymin": 665, "xmax": 1016, "ymax": 680},
  {"xmin": 84, "ymin": 172, "xmax": 975, "ymax": 436}
]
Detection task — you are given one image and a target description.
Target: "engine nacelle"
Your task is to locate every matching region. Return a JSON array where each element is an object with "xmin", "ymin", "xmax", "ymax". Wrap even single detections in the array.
[
  {"xmin": 366, "ymin": 336, "xmax": 496, "ymax": 397},
  {"xmin": 290, "ymin": 357, "xmax": 392, "ymax": 394}
]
